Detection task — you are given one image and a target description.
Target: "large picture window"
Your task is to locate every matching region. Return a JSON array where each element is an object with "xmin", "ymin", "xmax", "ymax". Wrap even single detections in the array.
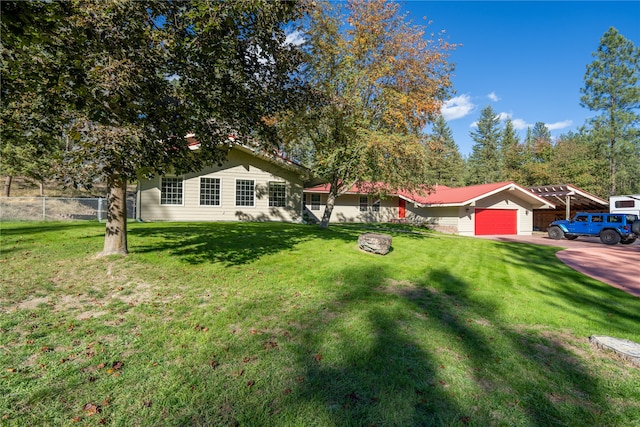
[
  {"xmin": 200, "ymin": 178, "xmax": 221, "ymax": 206},
  {"xmin": 269, "ymin": 182, "xmax": 286, "ymax": 207},
  {"xmin": 235, "ymin": 179, "xmax": 255, "ymax": 207},
  {"xmin": 161, "ymin": 177, "xmax": 183, "ymax": 205}
]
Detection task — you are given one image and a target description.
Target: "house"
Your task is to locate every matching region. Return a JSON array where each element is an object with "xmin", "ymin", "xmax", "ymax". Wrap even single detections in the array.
[
  {"xmin": 136, "ymin": 144, "xmax": 309, "ymax": 222},
  {"xmin": 528, "ymin": 184, "xmax": 609, "ymax": 231},
  {"xmin": 304, "ymin": 181, "xmax": 555, "ymax": 236}
]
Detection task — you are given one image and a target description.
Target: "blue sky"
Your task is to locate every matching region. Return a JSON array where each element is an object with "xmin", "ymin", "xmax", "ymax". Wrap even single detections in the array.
[{"xmin": 399, "ymin": 1, "xmax": 640, "ymax": 156}]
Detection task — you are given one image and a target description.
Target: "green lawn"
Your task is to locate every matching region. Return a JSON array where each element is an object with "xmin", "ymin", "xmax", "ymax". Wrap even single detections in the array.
[{"xmin": 1, "ymin": 221, "xmax": 639, "ymax": 426}]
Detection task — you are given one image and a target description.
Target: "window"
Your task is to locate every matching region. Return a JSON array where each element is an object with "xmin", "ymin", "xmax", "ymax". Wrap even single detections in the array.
[
  {"xmin": 359, "ymin": 196, "xmax": 368, "ymax": 212},
  {"xmin": 200, "ymin": 178, "xmax": 221, "ymax": 206},
  {"xmin": 161, "ymin": 177, "xmax": 183, "ymax": 205},
  {"xmin": 372, "ymin": 198, "xmax": 380, "ymax": 212},
  {"xmin": 310, "ymin": 194, "xmax": 320, "ymax": 211},
  {"xmin": 269, "ymin": 182, "xmax": 286, "ymax": 207},
  {"xmin": 592, "ymin": 215, "xmax": 603, "ymax": 223},
  {"xmin": 608, "ymin": 215, "xmax": 622, "ymax": 223},
  {"xmin": 235, "ymin": 179, "xmax": 255, "ymax": 206},
  {"xmin": 615, "ymin": 200, "xmax": 636, "ymax": 208}
]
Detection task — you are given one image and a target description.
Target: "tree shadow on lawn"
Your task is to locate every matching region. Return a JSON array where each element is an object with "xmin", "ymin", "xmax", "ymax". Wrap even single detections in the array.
[
  {"xmin": 490, "ymin": 240, "xmax": 640, "ymax": 337},
  {"xmin": 287, "ymin": 264, "xmax": 610, "ymax": 426},
  {"xmin": 128, "ymin": 222, "xmax": 364, "ymax": 266}
]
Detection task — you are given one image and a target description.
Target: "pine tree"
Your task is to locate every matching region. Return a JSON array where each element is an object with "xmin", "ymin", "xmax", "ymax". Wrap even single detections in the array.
[
  {"xmin": 580, "ymin": 27, "xmax": 640, "ymax": 195},
  {"xmin": 427, "ymin": 116, "xmax": 465, "ymax": 186},
  {"xmin": 498, "ymin": 119, "xmax": 523, "ymax": 183},
  {"xmin": 467, "ymin": 106, "xmax": 502, "ymax": 184}
]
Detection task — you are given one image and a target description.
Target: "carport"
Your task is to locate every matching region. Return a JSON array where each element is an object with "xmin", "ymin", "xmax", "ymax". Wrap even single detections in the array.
[{"xmin": 528, "ymin": 184, "xmax": 609, "ymax": 231}]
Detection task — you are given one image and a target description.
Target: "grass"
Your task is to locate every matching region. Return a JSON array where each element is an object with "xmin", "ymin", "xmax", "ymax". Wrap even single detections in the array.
[{"xmin": 1, "ymin": 221, "xmax": 639, "ymax": 426}]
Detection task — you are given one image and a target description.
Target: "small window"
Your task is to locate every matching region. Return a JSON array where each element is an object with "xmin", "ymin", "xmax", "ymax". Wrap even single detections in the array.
[
  {"xmin": 310, "ymin": 194, "xmax": 320, "ymax": 211},
  {"xmin": 200, "ymin": 177, "xmax": 221, "ymax": 206},
  {"xmin": 574, "ymin": 216, "xmax": 587, "ymax": 222},
  {"xmin": 372, "ymin": 198, "xmax": 380, "ymax": 212},
  {"xmin": 592, "ymin": 215, "xmax": 603, "ymax": 223},
  {"xmin": 236, "ymin": 179, "xmax": 255, "ymax": 207},
  {"xmin": 615, "ymin": 200, "xmax": 636, "ymax": 208},
  {"xmin": 359, "ymin": 196, "xmax": 368, "ymax": 212},
  {"xmin": 161, "ymin": 177, "xmax": 183, "ymax": 205},
  {"xmin": 269, "ymin": 182, "xmax": 286, "ymax": 207},
  {"xmin": 608, "ymin": 215, "xmax": 622, "ymax": 223}
]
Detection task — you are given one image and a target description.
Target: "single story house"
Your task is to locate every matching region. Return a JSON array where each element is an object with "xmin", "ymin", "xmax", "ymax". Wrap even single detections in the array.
[
  {"xmin": 527, "ymin": 184, "xmax": 609, "ymax": 231},
  {"xmin": 136, "ymin": 144, "xmax": 309, "ymax": 222},
  {"xmin": 304, "ymin": 181, "xmax": 555, "ymax": 236}
]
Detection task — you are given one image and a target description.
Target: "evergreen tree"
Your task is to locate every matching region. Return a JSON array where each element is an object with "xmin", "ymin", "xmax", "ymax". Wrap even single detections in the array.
[
  {"xmin": 427, "ymin": 116, "xmax": 465, "ymax": 186},
  {"xmin": 498, "ymin": 119, "xmax": 523, "ymax": 183},
  {"xmin": 467, "ymin": 106, "xmax": 502, "ymax": 184},
  {"xmin": 580, "ymin": 27, "xmax": 640, "ymax": 195}
]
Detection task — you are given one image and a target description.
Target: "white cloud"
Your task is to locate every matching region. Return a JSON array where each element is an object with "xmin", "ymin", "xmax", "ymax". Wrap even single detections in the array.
[
  {"xmin": 285, "ymin": 30, "xmax": 305, "ymax": 46},
  {"xmin": 545, "ymin": 120, "xmax": 573, "ymax": 131},
  {"xmin": 488, "ymin": 92, "xmax": 500, "ymax": 102},
  {"xmin": 497, "ymin": 112, "xmax": 512, "ymax": 121},
  {"xmin": 441, "ymin": 94, "xmax": 475, "ymax": 121},
  {"xmin": 511, "ymin": 118, "xmax": 532, "ymax": 130}
]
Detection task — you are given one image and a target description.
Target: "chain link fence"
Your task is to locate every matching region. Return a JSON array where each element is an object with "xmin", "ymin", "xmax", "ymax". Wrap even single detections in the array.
[{"xmin": 0, "ymin": 197, "xmax": 136, "ymax": 221}]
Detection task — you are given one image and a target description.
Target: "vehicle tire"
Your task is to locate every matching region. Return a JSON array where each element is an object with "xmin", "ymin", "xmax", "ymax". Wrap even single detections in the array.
[
  {"xmin": 548, "ymin": 226, "xmax": 564, "ymax": 240},
  {"xmin": 565, "ymin": 234, "xmax": 578, "ymax": 240},
  {"xmin": 600, "ymin": 229, "xmax": 621, "ymax": 245},
  {"xmin": 632, "ymin": 220, "xmax": 640, "ymax": 235},
  {"xmin": 620, "ymin": 237, "xmax": 637, "ymax": 245}
]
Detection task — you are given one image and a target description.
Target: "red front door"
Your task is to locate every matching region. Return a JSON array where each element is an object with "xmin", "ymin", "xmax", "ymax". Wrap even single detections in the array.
[{"xmin": 398, "ymin": 199, "xmax": 406, "ymax": 219}]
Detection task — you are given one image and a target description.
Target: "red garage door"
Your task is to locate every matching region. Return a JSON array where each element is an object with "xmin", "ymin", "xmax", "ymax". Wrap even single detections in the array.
[{"xmin": 475, "ymin": 208, "xmax": 517, "ymax": 235}]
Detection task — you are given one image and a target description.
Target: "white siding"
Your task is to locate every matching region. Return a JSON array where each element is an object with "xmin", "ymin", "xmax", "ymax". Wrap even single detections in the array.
[
  {"xmin": 139, "ymin": 148, "xmax": 304, "ymax": 222},
  {"xmin": 304, "ymin": 193, "xmax": 400, "ymax": 223}
]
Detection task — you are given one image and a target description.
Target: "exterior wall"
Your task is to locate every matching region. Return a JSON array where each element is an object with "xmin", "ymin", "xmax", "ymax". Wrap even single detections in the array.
[
  {"xmin": 303, "ymin": 193, "xmax": 400, "ymax": 223},
  {"xmin": 471, "ymin": 192, "xmax": 535, "ymax": 236},
  {"xmin": 138, "ymin": 148, "xmax": 304, "ymax": 222},
  {"xmin": 302, "ymin": 188, "xmax": 539, "ymax": 236},
  {"xmin": 407, "ymin": 205, "xmax": 461, "ymax": 234}
]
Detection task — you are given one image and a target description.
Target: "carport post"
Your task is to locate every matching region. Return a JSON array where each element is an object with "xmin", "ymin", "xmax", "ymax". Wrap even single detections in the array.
[{"xmin": 565, "ymin": 195, "xmax": 571, "ymax": 219}]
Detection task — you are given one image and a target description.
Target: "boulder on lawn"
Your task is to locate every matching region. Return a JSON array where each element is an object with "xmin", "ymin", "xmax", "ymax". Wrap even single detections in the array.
[{"xmin": 358, "ymin": 233, "xmax": 392, "ymax": 255}]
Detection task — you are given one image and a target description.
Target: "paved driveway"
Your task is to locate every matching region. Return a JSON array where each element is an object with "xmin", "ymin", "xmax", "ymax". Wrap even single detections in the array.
[{"xmin": 479, "ymin": 233, "xmax": 640, "ymax": 298}]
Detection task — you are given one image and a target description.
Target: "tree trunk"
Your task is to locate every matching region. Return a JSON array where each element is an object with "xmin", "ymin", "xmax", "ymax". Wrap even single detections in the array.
[
  {"xmin": 100, "ymin": 177, "xmax": 128, "ymax": 256},
  {"xmin": 39, "ymin": 181, "xmax": 44, "ymax": 197},
  {"xmin": 3, "ymin": 176, "xmax": 12, "ymax": 197},
  {"xmin": 319, "ymin": 191, "xmax": 337, "ymax": 229}
]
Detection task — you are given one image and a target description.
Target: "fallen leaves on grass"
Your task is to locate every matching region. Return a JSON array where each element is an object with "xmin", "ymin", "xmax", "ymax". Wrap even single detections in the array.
[{"xmin": 82, "ymin": 402, "xmax": 101, "ymax": 416}]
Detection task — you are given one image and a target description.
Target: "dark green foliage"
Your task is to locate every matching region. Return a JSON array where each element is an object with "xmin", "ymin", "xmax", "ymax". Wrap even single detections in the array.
[
  {"xmin": 427, "ymin": 116, "xmax": 465, "ymax": 186},
  {"xmin": 580, "ymin": 27, "xmax": 640, "ymax": 196},
  {"xmin": 467, "ymin": 106, "xmax": 502, "ymax": 184}
]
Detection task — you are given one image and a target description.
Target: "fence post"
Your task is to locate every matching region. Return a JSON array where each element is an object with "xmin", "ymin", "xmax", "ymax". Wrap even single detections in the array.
[
  {"xmin": 98, "ymin": 197, "xmax": 102, "ymax": 222},
  {"xmin": 43, "ymin": 197, "xmax": 46, "ymax": 221}
]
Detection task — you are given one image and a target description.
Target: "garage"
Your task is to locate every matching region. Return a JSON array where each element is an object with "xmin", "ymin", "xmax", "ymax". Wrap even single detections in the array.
[{"xmin": 475, "ymin": 208, "xmax": 517, "ymax": 235}]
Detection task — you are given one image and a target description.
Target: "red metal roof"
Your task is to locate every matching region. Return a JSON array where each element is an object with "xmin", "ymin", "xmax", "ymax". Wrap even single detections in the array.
[{"xmin": 305, "ymin": 181, "xmax": 555, "ymax": 208}]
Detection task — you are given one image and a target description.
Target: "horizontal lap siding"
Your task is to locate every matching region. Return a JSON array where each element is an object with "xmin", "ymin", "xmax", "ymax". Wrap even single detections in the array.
[{"xmin": 139, "ymin": 149, "xmax": 303, "ymax": 222}]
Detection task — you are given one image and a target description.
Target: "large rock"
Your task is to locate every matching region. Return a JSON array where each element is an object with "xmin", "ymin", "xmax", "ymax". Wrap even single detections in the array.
[{"xmin": 358, "ymin": 233, "xmax": 392, "ymax": 255}]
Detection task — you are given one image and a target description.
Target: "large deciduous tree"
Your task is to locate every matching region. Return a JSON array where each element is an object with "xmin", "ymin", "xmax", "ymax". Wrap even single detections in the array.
[
  {"xmin": 2, "ymin": 0, "xmax": 304, "ymax": 255},
  {"xmin": 0, "ymin": 1, "xmax": 70, "ymax": 196},
  {"xmin": 279, "ymin": 0, "xmax": 456, "ymax": 228},
  {"xmin": 580, "ymin": 27, "xmax": 640, "ymax": 196}
]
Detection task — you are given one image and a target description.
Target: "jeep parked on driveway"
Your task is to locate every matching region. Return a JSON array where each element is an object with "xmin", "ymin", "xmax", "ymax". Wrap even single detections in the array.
[{"xmin": 548, "ymin": 212, "xmax": 639, "ymax": 245}]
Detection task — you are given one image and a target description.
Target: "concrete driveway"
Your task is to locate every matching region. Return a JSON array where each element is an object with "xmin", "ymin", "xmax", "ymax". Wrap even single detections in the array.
[{"xmin": 480, "ymin": 233, "xmax": 640, "ymax": 298}]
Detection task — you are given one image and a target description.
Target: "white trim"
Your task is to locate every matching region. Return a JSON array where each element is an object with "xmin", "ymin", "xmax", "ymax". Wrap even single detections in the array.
[
  {"xmin": 199, "ymin": 176, "xmax": 222, "ymax": 207},
  {"xmin": 235, "ymin": 178, "xmax": 256, "ymax": 208},
  {"xmin": 159, "ymin": 176, "xmax": 185, "ymax": 206}
]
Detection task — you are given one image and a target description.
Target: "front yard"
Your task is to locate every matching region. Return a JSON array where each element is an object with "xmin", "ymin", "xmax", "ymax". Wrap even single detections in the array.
[{"xmin": 1, "ymin": 221, "xmax": 639, "ymax": 426}]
